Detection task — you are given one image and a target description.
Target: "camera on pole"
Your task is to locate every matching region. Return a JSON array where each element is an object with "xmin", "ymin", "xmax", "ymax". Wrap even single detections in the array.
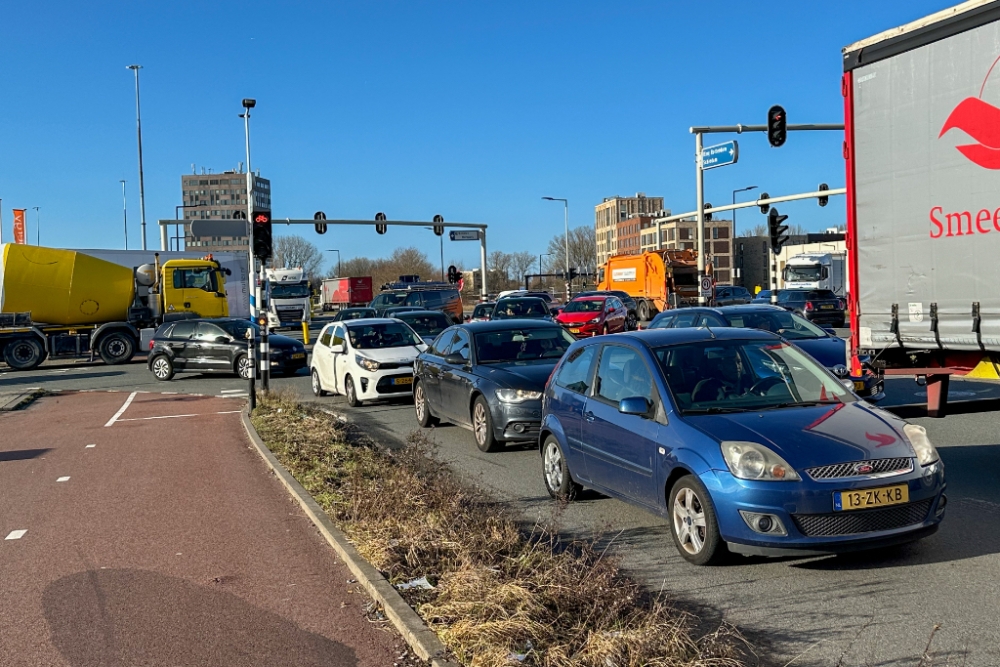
[
  {"xmin": 768, "ymin": 208, "xmax": 789, "ymax": 253},
  {"xmin": 759, "ymin": 192, "xmax": 770, "ymax": 215},
  {"xmin": 314, "ymin": 211, "xmax": 327, "ymax": 234},
  {"xmin": 375, "ymin": 212, "xmax": 387, "ymax": 235},
  {"xmin": 252, "ymin": 210, "xmax": 272, "ymax": 260},
  {"xmin": 767, "ymin": 105, "xmax": 787, "ymax": 148},
  {"xmin": 817, "ymin": 183, "xmax": 829, "ymax": 207}
]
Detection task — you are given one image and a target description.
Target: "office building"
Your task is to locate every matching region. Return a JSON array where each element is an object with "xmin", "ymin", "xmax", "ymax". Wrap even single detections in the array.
[
  {"xmin": 594, "ymin": 193, "xmax": 666, "ymax": 266},
  {"xmin": 639, "ymin": 218, "xmax": 735, "ymax": 284},
  {"xmin": 179, "ymin": 166, "xmax": 270, "ymax": 253}
]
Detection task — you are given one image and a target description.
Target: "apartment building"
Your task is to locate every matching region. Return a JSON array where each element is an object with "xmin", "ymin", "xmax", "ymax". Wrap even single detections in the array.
[{"xmin": 594, "ymin": 193, "xmax": 665, "ymax": 266}]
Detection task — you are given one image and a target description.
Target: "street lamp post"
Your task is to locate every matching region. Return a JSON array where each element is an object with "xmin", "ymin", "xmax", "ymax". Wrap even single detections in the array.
[
  {"xmin": 326, "ymin": 249, "xmax": 342, "ymax": 278},
  {"xmin": 127, "ymin": 64, "xmax": 148, "ymax": 250},
  {"xmin": 32, "ymin": 207, "xmax": 40, "ymax": 246},
  {"xmin": 120, "ymin": 180, "xmax": 128, "ymax": 249},
  {"xmin": 731, "ymin": 185, "xmax": 758, "ymax": 286},
  {"xmin": 542, "ymin": 197, "xmax": 570, "ymax": 300}
]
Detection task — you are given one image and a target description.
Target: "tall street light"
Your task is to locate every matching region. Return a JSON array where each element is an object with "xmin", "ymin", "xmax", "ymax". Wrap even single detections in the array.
[
  {"xmin": 120, "ymin": 180, "xmax": 128, "ymax": 249},
  {"xmin": 32, "ymin": 207, "xmax": 40, "ymax": 245},
  {"xmin": 326, "ymin": 249, "xmax": 342, "ymax": 278},
  {"xmin": 542, "ymin": 197, "xmax": 570, "ymax": 301},
  {"xmin": 127, "ymin": 65, "xmax": 148, "ymax": 250},
  {"xmin": 732, "ymin": 185, "xmax": 757, "ymax": 286}
]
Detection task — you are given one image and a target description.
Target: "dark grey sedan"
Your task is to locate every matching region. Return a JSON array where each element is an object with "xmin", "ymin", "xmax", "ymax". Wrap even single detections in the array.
[{"xmin": 413, "ymin": 320, "xmax": 576, "ymax": 452}]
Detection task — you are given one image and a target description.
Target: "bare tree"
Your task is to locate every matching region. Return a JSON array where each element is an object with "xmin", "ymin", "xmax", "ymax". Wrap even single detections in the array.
[
  {"xmin": 740, "ymin": 224, "xmax": 767, "ymax": 237},
  {"xmin": 509, "ymin": 251, "xmax": 536, "ymax": 286},
  {"xmin": 336, "ymin": 246, "xmax": 436, "ymax": 290},
  {"xmin": 272, "ymin": 235, "xmax": 324, "ymax": 280},
  {"xmin": 545, "ymin": 225, "xmax": 597, "ymax": 278}
]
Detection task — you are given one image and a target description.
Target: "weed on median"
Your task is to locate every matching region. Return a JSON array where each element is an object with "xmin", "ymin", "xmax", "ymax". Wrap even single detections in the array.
[{"xmin": 251, "ymin": 391, "xmax": 750, "ymax": 667}]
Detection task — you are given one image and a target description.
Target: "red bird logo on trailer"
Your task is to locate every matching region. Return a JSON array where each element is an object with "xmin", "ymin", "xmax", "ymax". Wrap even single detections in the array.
[{"xmin": 940, "ymin": 53, "xmax": 1000, "ymax": 169}]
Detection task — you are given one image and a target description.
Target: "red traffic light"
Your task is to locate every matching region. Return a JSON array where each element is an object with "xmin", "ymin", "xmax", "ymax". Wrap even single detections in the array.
[{"xmin": 254, "ymin": 212, "xmax": 271, "ymax": 224}]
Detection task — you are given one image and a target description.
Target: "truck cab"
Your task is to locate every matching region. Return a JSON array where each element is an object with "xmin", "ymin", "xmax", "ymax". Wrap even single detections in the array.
[
  {"xmin": 781, "ymin": 253, "xmax": 846, "ymax": 295},
  {"xmin": 265, "ymin": 267, "xmax": 311, "ymax": 329},
  {"xmin": 163, "ymin": 260, "xmax": 229, "ymax": 320}
]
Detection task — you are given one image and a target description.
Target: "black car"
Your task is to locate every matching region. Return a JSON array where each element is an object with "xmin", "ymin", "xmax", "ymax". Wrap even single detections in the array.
[
  {"xmin": 412, "ymin": 320, "xmax": 576, "ymax": 452},
  {"xmin": 332, "ymin": 307, "xmax": 377, "ymax": 321},
  {"xmin": 383, "ymin": 305, "xmax": 425, "ymax": 318},
  {"xmin": 491, "ymin": 297, "xmax": 553, "ymax": 320},
  {"xmin": 775, "ymin": 289, "xmax": 846, "ymax": 327},
  {"xmin": 392, "ymin": 310, "xmax": 452, "ymax": 345},
  {"xmin": 370, "ymin": 291, "xmax": 409, "ymax": 316},
  {"xmin": 751, "ymin": 290, "xmax": 773, "ymax": 304},
  {"xmin": 713, "ymin": 285, "xmax": 752, "ymax": 306},
  {"xmin": 147, "ymin": 318, "xmax": 307, "ymax": 381},
  {"xmin": 468, "ymin": 301, "xmax": 496, "ymax": 322},
  {"xmin": 576, "ymin": 290, "xmax": 638, "ymax": 329}
]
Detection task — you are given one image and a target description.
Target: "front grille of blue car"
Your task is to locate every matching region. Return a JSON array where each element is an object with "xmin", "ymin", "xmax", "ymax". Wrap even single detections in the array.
[{"xmin": 792, "ymin": 499, "xmax": 933, "ymax": 537}]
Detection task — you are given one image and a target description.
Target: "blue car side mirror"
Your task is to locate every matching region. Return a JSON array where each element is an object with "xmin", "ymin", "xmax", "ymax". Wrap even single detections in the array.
[
  {"xmin": 619, "ymin": 396, "xmax": 650, "ymax": 416},
  {"xmin": 823, "ymin": 327, "xmax": 837, "ymax": 336}
]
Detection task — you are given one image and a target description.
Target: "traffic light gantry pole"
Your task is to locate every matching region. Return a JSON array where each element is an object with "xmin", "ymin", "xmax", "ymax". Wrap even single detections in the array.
[{"xmin": 689, "ymin": 117, "xmax": 844, "ymax": 304}]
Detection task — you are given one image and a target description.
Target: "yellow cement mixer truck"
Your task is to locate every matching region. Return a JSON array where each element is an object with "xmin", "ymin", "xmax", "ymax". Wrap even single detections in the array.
[{"xmin": 0, "ymin": 244, "xmax": 231, "ymax": 371}]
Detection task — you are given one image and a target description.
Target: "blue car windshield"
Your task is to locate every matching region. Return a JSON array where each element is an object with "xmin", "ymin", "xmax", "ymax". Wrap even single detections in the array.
[
  {"xmin": 653, "ymin": 340, "xmax": 853, "ymax": 414},
  {"xmin": 475, "ymin": 327, "xmax": 575, "ymax": 363},
  {"xmin": 722, "ymin": 311, "xmax": 826, "ymax": 340}
]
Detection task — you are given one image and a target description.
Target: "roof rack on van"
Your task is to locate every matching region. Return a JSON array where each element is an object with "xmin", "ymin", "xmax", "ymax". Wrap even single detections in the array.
[{"xmin": 379, "ymin": 281, "xmax": 455, "ymax": 292}]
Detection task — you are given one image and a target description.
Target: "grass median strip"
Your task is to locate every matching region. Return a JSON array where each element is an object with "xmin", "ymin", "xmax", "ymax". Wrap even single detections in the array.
[{"xmin": 251, "ymin": 392, "xmax": 749, "ymax": 667}]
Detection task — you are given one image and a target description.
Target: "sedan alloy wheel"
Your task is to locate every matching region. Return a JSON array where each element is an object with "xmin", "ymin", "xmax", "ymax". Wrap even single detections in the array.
[
  {"xmin": 669, "ymin": 477, "xmax": 725, "ymax": 565},
  {"xmin": 236, "ymin": 355, "xmax": 254, "ymax": 380},
  {"xmin": 542, "ymin": 437, "xmax": 580, "ymax": 499},
  {"xmin": 472, "ymin": 396, "xmax": 502, "ymax": 453},
  {"xmin": 151, "ymin": 356, "xmax": 174, "ymax": 381}
]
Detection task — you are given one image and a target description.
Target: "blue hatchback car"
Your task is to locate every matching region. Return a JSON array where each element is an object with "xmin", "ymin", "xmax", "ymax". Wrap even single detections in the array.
[{"xmin": 539, "ymin": 328, "xmax": 946, "ymax": 565}]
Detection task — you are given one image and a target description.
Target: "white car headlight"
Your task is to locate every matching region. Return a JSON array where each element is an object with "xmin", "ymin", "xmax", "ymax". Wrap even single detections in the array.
[
  {"xmin": 588, "ymin": 317, "xmax": 601, "ymax": 324},
  {"xmin": 495, "ymin": 388, "xmax": 542, "ymax": 403},
  {"xmin": 903, "ymin": 424, "xmax": 940, "ymax": 466},
  {"xmin": 354, "ymin": 354, "xmax": 380, "ymax": 372},
  {"xmin": 721, "ymin": 441, "xmax": 801, "ymax": 481}
]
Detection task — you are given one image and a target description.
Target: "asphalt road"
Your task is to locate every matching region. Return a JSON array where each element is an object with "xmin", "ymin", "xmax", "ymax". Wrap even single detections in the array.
[
  {"xmin": 5, "ymin": 330, "xmax": 1000, "ymax": 666},
  {"xmin": 0, "ymin": 390, "xmax": 418, "ymax": 667}
]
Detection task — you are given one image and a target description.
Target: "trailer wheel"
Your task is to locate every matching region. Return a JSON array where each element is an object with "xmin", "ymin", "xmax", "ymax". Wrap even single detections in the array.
[
  {"xmin": 3, "ymin": 337, "xmax": 46, "ymax": 370},
  {"xmin": 98, "ymin": 332, "xmax": 136, "ymax": 365},
  {"xmin": 637, "ymin": 300, "xmax": 650, "ymax": 323}
]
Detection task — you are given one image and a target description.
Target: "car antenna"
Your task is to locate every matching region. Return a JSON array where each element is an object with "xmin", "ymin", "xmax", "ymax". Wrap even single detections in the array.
[{"xmin": 700, "ymin": 321, "xmax": 717, "ymax": 339}]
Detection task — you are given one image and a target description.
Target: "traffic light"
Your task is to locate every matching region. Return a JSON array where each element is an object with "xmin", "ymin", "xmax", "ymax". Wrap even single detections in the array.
[
  {"xmin": 767, "ymin": 105, "xmax": 787, "ymax": 148},
  {"xmin": 447, "ymin": 265, "xmax": 459, "ymax": 284},
  {"xmin": 817, "ymin": 183, "xmax": 829, "ymax": 207},
  {"xmin": 768, "ymin": 207, "xmax": 789, "ymax": 253},
  {"xmin": 375, "ymin": 211, "xmax": 387, "ymax": 235},
  {"xmin": 314, "ymin": 211, "xmax": 327, "ymax": 234},
  {"xmin": 568, "ymin": 267, "xmax": 578, "ymax": 281},
  {"xmin": 252, "ymin": 210, "xmax": 272, "ymax": 260},
  {"xmin": 759, "ymin": 193, "xmax": 770, "ymax": 215},
  {"xmin": 433, "ymin": 214, "xmax": 444, "ymax": 236},
  {"xmin": 703, "ymin": 202, "xmax": 713, "ymax": 222}
]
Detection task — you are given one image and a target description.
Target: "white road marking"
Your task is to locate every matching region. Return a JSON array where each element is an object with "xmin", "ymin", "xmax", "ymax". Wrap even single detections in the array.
[
  {"xmin": 216, "ymin": 394, "xmax": 248, "ymax": 399},
  {"xmin": 220, "ymin": 389, "xmax": 246, "ymax": 394},
  {"xmin": 5, "ymin": 530, "xmax": 27, "ymax": 540},
  {"xmin": 160, "ymin": 392, "xmax": 178, "ymax": 395},
  {"xmin": 85, "ymin": 444, "xmax": 96, "ymax": 448},
  {"xmin": 56, "ymin": 476, "xmax": 70, "ymax": 482},
  {"xmin": 104, "ymin": 391, "xmax": 138, "ymax": 427},
  {"xmin": 216, "ymin": 410, "xmax": 243, "ymax": 414},
  {"xmin": 117, "ymin": 413, "xmax": 199, "ymax": 422}
]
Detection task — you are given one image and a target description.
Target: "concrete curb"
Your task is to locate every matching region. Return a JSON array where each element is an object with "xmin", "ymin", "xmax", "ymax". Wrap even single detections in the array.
[
  {"xmin": 240, "ymin": 409, "xmax": 459, "ymax": 667},
  {"xmin": 0, "ymin": 388, "xmax": 43, "ymax": 411}
]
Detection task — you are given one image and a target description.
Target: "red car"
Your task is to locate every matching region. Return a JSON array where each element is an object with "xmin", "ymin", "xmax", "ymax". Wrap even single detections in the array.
[{"xmin": 555, "ymin": 295, "xmax": 628, "ymax": 337}]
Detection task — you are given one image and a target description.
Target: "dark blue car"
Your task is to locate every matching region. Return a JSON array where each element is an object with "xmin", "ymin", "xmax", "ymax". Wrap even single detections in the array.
[
  {"xmin": 539, "ymin": 328, "xmax": 946, "ymax": 565},
  {"xmin": 649, "ymin": 305, "xmax": 883, "ymax": 399}
]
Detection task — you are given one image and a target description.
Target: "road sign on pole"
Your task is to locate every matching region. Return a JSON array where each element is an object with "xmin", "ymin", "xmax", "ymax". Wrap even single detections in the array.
[
  {"xmin": 700, "ymin": 275, "xmax": 713, "ymax": 297},
  {"xmin": 700, "ymin": 140, "xmax": 739, "ymax": 170},
  {"xmin": 449, "ymin": 230, "xmax": 481, "ymax": 241}
]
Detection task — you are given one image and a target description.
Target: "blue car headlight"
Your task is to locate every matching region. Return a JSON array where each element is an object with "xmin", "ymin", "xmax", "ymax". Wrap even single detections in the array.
[
  {"xmin": 721, "ymin": 441, "xmax": 801, "ymax": 481},
  {"xmin": 903, "ymin": 424, "xmax": 940, "ymax": 466},
  {"xmin": 495, "ymin": 388, "xmax": 542, "ymax": 403}
]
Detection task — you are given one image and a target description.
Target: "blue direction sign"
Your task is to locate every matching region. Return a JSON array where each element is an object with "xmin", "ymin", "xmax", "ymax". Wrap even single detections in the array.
[
  {"xmin": 449, "ymin": 230, "xmax": 481, "ymax": 241},
  {"xmin": 701, "ymin": 140, "xmax": 739, "ymax": 170}
]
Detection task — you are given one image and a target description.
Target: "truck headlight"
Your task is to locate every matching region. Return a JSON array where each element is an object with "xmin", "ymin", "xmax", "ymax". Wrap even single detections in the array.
[
  {"xmin": 903, "ymin": 424, "xmax": 940, "ymax": 466},
  {"xmin": 495, "ymin": 388, "xmax": 542, "ymax": 403},
  {"xmin": 355, "ymin": 354, "xmax": 380, "ymax": 372},
  {"xmin": 721, "ymin": 441, "xmax": 801, "ymax": 481}
]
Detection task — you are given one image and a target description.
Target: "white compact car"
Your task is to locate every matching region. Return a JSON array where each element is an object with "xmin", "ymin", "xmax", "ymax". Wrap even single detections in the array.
[{"xmin": 311, "ymin": 318, "xmax": 428, "ymax": 406}]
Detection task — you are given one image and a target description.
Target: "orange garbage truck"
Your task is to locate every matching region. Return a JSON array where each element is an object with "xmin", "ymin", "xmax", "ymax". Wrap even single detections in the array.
[{"xmin": 597, "ymin": 249, "xmax": 700, "ymax": 321}]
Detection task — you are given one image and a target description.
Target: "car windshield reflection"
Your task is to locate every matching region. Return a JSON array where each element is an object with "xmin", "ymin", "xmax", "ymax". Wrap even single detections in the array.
[
  {"xmin": 397, "ymin": 313, "xmax": 449, "ymax": 337},
  {"xmin": 475, "ymin": 327, "xmax": 575, "ymax": 363},
  {"xmin": 654, "ymin": 340, "xmax": 853, "ymax": 414},
  {"xmin": 722, "ymin": 311, "xmax": 827, "ymax": 340}
]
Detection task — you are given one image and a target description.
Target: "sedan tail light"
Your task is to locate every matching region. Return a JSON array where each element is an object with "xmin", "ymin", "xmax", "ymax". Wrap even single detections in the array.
[
  {"xmin": 149, "ymin": 339, "xmax": 155, "ymax": 351},
  {"xmin": 805, "ymin": 301, "xmax": 815, "ymax": 312},
  {"xmin": 838, "ymin": 299, "xmax": 846, "ymax": 310}
]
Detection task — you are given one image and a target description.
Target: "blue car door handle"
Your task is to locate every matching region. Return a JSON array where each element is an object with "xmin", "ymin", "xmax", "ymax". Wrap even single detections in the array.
[{"xmin": 584, "ymin": 411, "xmax": 596, "ymax": 422}]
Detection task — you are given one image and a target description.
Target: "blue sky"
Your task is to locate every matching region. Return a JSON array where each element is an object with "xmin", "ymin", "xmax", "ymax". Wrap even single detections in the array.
[{"xmin": 0, "ymin": 0, "xmax": 952, "ymax": 273}]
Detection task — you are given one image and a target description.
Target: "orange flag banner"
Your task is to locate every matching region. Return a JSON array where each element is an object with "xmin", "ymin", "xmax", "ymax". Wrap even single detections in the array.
[{"xmin": 12, "ymin": 209, "xmax": 26, "ymax": 244}]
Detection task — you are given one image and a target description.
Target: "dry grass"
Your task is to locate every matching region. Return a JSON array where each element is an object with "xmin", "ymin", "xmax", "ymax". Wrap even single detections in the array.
[{"xmin": 251, "ymin": 391, "xmax": 750, "ymax": 667}]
